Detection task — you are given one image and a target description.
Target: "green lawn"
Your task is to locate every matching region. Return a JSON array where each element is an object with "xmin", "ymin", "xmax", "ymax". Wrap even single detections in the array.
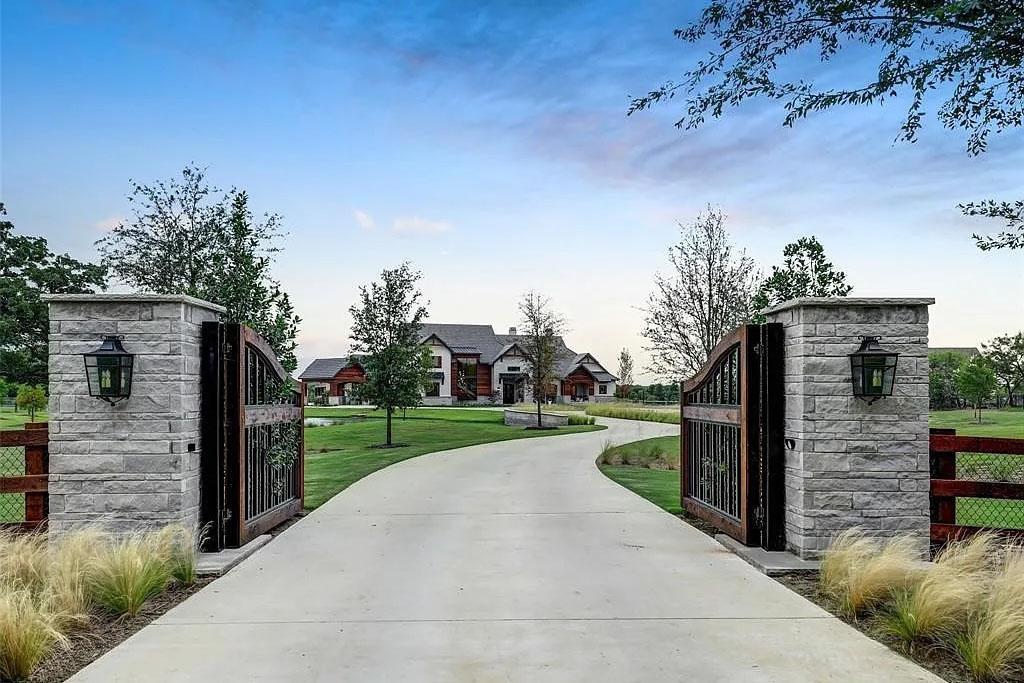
[
  {"xmin": 598, "ymin": 435, "xmax": 681, "ymax": 515},
  {"xmin": 929, "ymin": 408, "xmax": 1024, "ymax": 438},
  {"xmin": 303, "ymin": 407, "xmax": 604, "ymax": 510},
  {"xmin": 0, "ymin": 406, "xmax": 48, "ymax": 431}
]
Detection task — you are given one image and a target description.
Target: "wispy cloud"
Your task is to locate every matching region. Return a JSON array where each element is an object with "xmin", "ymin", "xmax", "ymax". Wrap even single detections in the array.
[
  {"xmin": 93, "ymin": 216, "xmax": 123, "ymax": 232},
  {"xmin": 353, "ymin": 209, "xmax": 374, "ymax": 230},
  {"xmin": 392, "ymin": 216, "xmax": 452, "ymax": 235}
]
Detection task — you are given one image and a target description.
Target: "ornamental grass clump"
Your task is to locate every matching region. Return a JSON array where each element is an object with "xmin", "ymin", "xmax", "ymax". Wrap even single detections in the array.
[
  {"xmin": 566, "ymin": 413, "xmax": 595, "ymax": 426},
  {"xmin": 0, "ymin": 531, "xmax": 49, "ymax": 594},
  {"xmin": 44, "ymin": 528, "xmax": 108, "ymax": 628},
  {"xmin": 86, "ymin": 533, "xmax": 172, "ymax": 617},
  {"xmin": 954, "ymin": 549, "xmax": 1024, "ymax": 682},
  {"xmin": 820, "ymin": 529, "xmax": 921, "ymax": 617},
  {"xmin": 883, "ymin": 533, "xmax": 997, "ymax": 648},
  {"xmin": 154, "ymin": 524, "xmax": 205, "ymax": 586},
  {"xmin": 0, "ymin": 584, "xmax": 66, "ymax": 681}
]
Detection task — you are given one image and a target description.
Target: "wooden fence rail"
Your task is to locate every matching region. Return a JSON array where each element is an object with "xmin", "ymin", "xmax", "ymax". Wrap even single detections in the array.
[
  {"xmin": 930, "ymin": 427, "xmax": 1024, "ymax": 543},
  {"xmin": 0, "ymin": 422, "xmax": 49, "ymax": 531}
]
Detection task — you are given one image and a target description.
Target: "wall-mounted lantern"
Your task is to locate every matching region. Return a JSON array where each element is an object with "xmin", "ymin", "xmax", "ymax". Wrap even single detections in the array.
[
  {"xmin": 848, "ymin": 336, "xmax": 899, "ymax": 404},
  {"xmin": 83, "ymin": 336, "xmax": 134, "ymax": 404}
]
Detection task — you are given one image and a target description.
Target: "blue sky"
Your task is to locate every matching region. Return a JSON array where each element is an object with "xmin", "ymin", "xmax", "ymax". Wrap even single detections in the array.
[{"xmin": 3, "ymin": 1, "xmax": 1022, "ymax": 380}]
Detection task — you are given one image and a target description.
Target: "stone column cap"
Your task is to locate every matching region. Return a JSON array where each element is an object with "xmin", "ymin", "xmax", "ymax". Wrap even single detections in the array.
[
  {"xmin": 763, "ymin": 296, "xmax": 935, "ymax": 316},
  {"xmin": 43, "ymin": 293, "xmax": 227, "ymax": 314}
]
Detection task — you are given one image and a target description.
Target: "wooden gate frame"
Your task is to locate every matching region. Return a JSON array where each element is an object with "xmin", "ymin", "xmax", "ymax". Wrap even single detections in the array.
[
  {"xmin": 0, "ymin": 422, "xmax": 49, "ymax": 531},
  {"xmin": 680, "ymin": 324, "xmax": 784, "ymax": 549},
  {"xmin": 201, "ymin": 322, "xmax": 304, "ymax": 551}
]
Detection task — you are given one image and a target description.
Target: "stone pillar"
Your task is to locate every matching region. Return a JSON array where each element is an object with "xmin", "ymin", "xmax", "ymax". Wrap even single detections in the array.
[
  {"xmin": 44, "ymin": 294, "xmax": 224, "ymax": 535},
  {"xmin": 763, "ymin": 297, "xmax": 933, "ymax": 559}
]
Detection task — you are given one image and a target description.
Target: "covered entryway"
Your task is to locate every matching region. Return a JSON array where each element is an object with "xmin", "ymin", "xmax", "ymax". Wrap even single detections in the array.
[{"xmin": 499, "ymin": 373, "xmax": 525, "ymax": 404}]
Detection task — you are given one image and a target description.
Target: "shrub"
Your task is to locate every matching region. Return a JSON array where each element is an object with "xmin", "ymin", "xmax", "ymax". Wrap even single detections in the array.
[
  {"xmin": 566, "ymin": 413, "xmax": 595, "ymax": 426},
  {"xmin": 596, "ymin": 439, "xmax": 615, "ymax": 465},
  {"xmin": 0, "ymin": 585, "xmax": 66, "ymax": 681},
  {"xmin": 87, "ymin": 533, "xmax": 171, "ymax": 617},
  {"xmin": 954, "ymin": 549, "xmax": 1024, "ymax": 681},
  {"xmin": 820, "ymin": 529, "xmax": 921, "ymax": 617}
]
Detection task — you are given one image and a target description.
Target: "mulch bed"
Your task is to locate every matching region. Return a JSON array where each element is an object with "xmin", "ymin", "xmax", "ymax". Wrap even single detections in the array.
[
  {"xmin": 29, "ymin": 578, "xmax": 214, "ymax": 683},
  {"xmin": 774, "ymin": 573, "xmax": 974, "ymax": 683}
]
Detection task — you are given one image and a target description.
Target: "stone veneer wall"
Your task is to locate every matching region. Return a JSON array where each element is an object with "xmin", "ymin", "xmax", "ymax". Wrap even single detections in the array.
[
  {"xmin": 503, "ymin": 409, "xmax": 569, "ymax": 428},
  {"xmin": 44, "ymin": 294, "xmax": 224, "ymax": 535},
  {"xmin": 763, "ymin": 297, "xmax": 933, "ymax": 559}
]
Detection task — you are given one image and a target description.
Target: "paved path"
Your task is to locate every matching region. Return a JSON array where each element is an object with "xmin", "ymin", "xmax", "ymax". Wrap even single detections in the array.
[{"xmin": 71, "ymin": 417, "xmax": 940, "ymax": 682}]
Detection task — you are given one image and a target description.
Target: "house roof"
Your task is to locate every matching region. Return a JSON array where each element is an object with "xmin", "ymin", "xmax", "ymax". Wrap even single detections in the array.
[{"xmin": 298, "ymin": 356, "xmax": 360, "ymax": 380}]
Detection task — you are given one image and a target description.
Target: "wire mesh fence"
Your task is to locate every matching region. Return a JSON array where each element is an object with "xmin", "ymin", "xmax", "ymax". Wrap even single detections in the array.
[
  {"xmin": 954, "ymin": 452, "xmax": 1024, "ymax": 529},
  {"xmin": 0, "ymin": 445, "xmax": 26, "ymax": 523}
]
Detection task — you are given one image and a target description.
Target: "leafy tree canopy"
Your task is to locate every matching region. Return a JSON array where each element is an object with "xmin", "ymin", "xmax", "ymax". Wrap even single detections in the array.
[
  {"xmin": 518, "ymin": 292, "xmax": 567, "ymax": 427},
  {"xmin": 15, "ymin": 384, "xmax": 47, "ymax": 422},
  {"xmin": 348, "ymin": 263, "xmax": 432, "ymax": 446},
  {"xmin": 1, "ymin": 206, "xmax": 107, "ymax": 385},
  {"xmin": 752, "ymin": 236, "xmax": 852, "ymax": 322},
  {"xmin": 955, "ymin": 354, "xmax": 997, "ymax": 422},
  {"xmin": 631, "ymin": 1, "xmax": 1024, "ymax": 250},
  {"xmin": 982, "ymin": 332, "xmax": 1024, "ymax": 406},
  {"xmin": 97, "ymin": 166, "xmax": 301, "ymax": 371}
]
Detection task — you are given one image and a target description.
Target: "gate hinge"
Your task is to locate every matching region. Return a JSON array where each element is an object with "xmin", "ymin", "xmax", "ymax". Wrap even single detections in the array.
[
  {"xmin": 221, "ymin": 507, "xmax": 233, "ymax": 523},
  {"xmin": 754, "ymin": 343, "xmax": 764, "ymax": 356},
  {"xmin": 753, "ymin": 505, "xmax": 765, "ymax": 528}
]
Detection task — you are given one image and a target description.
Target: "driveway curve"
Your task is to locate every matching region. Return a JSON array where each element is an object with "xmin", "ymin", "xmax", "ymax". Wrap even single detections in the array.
[{"xmin": 71, "ymin": 416, "xmax": 940, "ymax": 682}]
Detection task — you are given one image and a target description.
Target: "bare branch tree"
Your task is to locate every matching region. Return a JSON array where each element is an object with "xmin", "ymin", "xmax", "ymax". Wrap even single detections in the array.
[
  {"xmin": 642, "ymin": 206, "xmax": 759, "ymax": 381},
  {"xmin": 518, "ymin": 292, "xmax": 566, "ymax": 428}
]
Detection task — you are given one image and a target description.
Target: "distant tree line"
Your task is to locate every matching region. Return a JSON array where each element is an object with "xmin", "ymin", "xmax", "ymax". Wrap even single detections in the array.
[{"xmin": 930, "ymin": 334, "xmax": 1024, "ymax": 416}]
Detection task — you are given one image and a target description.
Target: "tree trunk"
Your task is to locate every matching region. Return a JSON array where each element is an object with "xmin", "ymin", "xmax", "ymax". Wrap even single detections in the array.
[
  {"xmin": 386, "ymin": 408, "xmax": 393, "ymax": 445},
  {"xmin": 536, "ymin": 397, "xmax": 542, "ymax": 428}
]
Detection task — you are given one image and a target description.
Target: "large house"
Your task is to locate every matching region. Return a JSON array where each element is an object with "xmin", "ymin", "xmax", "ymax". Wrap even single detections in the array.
[{"xmin": 298, "ymin": 323, "xmax": 618, "ymax": 406}]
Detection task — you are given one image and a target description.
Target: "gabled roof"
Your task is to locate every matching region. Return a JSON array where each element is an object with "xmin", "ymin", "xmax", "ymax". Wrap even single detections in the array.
[
  {"xmin": 298, "ymin": 356, "xmax": 361, "ymax": 380},
  {"xmin": 419, "ymin": 323, "xmax": 506, "ymax": 360}
]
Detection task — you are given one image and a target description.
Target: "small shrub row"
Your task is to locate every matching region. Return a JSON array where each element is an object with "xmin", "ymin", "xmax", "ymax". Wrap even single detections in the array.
[
  {"xmin": 0, "ymin": 525, "xmax": 203, "ymax": 680},
  {"xmin": 821, "ymin": 528, "xmax": 1024, "ymax": 681},
  {"xmin": 584, "ymin": 404, "xmax": 680, "ymax": 425}
]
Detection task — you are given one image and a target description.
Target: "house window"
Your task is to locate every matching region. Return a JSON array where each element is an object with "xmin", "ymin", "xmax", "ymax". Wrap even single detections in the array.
[
  {"xmin": 457, "ymin": 359, "xmax": 478, "ymax": 399},
  {"xmin": 432, "ymin": 355, "xmax": 443, "ymax": 368},
  {"xmin": 507, "ymin": 366, "xmax": 520, "ymax": 372},
  {"xmin": 599, "ymin": 384, "xmax": 607, "ymax": 395},
  {"xmin": 426, "ymin": 382, "xmax": 441, "ymax": 397}
]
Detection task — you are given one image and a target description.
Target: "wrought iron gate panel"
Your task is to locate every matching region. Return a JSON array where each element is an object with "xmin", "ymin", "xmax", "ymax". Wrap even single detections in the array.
[
  {"xmin": 201, "ymin": 322, "xmax": 304, "ymax": 551},
  {"xmin": 680, "ymin": 324, "xmax": 784, "ymax": 549}
]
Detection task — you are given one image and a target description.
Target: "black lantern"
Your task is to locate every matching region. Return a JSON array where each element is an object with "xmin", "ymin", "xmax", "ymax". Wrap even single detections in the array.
[
  {"xmin": 848, "ymin": 336, "xmax": 899, "ymax": 404},
  {"xmin": 83, "ymin": 336, "xmax": 134, "ymax": 404}
]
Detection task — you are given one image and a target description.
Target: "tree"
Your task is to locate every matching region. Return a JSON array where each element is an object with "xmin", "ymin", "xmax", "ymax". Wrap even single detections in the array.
[
  {"xmin": 1, "ymin": 207, "xmax": 107, "ymax": 385},
  {"xmin": 630, "ymin": 1, "xmax": 1024, "ymax": 250},
  {"xmin": 348, "ymin": 263, "xmax": 431, "ymax": 446},
  {"xmin": 642, "ymin": 206, "xmax": 759, "ymax": 380},
  {"xmin": 15, "ymin": 384, "xmax": 46, "ymax": 422},
  {"xmin": 955, "ymin": 355, "xmax": 997, "ymax": 423},
  {"xmin": 97, "ymin": 166, "xmax": 301, "ymax": 371},
  {"xmin": 982, "ymin": 333, "xmax": 1024, "ymax": 407},
  {"xmin": 617, "ymin": 348, "xmax": 635, "ymax": 397},
  {"xmin": 519, "ymin": 292, "xmax": 567, "ymax": 428},
  {"xmin": 751, "ymin": 236, "xmax": 852, "ymax": 322},
  {"xmin": 929, "ymin": 351, "xmax": 966, "ymax": 410}
]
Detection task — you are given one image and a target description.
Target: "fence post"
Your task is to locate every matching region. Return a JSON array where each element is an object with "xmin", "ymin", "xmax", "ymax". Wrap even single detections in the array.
[
  {"xmin": 929, "ymin": 427, "xmax": 957, "ymax": 541},
  {"xmin": 23, "ymin": 422, "xmax": 48, "ymax": 529}
]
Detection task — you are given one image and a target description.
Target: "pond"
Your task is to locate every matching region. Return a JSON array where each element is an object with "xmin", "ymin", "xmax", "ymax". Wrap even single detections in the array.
[{"xmin": 304, "ymin": 416, "xmax": 369, "ymax": 427}]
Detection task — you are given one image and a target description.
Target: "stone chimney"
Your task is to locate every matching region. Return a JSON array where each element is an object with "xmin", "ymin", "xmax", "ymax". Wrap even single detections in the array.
[{"xmin": 508, "ymin": 327, "xmax": 517, "ymax": 336}]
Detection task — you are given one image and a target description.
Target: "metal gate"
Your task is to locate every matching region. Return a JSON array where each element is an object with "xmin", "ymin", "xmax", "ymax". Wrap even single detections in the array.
[
  {"xmin": 680, "ymin": 323, "xmax": 784, "ymax": 549},
  {"xmin": 201, "ymin": 322, "xmax": 304, "ymax": 551}
]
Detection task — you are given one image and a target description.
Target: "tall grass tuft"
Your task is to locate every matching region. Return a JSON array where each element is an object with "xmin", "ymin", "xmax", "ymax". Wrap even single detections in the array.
[
  {"xmin": 45, "ymin": 528, "xmax": 108, "ymax": 628},
  {"xmin": 820, "ymin": 529, "xmax": 921, "ymax": 617},
  {"xmin": 566, "ymin": 413, "xmax": 596, "ymax": 426},
  {"xmin": 596, "ymin": 439, "xmax": 615, "ymax": 465},
  {"xmin": 584, "ymin": 404, "xmax": 680, "ymax": 424},
  {"xmin": 0, "ymin": 584, "xmax": 66, "ymax": 681},
  {"xmin": 154, "ymin": 524, "xmax": 205, "ymax": 586},
  {"xmin": 0, "ymin": 531, "xmax": 49, "ymax": 593},
  {"xmin": 954, "ymin": 549, "xmax": 1024, "ymax": 681},
  {"xmin": 87, "ymin": 533, "xmax": 171, "ymax": 617}
]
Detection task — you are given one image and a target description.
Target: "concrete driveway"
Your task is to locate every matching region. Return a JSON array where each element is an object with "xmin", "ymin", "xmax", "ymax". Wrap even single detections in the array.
[{"xmin": 70, "ymin": 417, "xmax": 940, "ymax": 682}]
